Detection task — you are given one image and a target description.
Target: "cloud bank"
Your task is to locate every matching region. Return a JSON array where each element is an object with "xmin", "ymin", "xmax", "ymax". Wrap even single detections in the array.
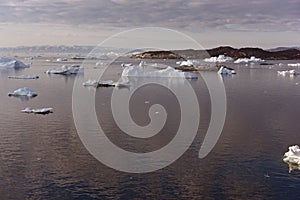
[{"xmin": 0, "ymin": 0, "xmax": 299, "ymax": 32}]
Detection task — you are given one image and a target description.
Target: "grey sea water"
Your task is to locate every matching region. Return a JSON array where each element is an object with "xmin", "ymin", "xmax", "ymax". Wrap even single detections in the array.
[{"xmin": 0, "ymin": 55, "xmax": 300, "ymax": 199}]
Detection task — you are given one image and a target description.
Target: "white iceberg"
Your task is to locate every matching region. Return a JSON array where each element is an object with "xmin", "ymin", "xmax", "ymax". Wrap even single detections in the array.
[
  {"xmin": 56, "ymin": 58, "xmax": 68, "ymax": 62},
  {"xmin": 176, "ymin": 60, "xmax": 201, "ymax": 66},
  {"xmin": 277, "ymin": 70, "xmax": 300, "ymax": 76},
  {"xmin": 288, "ymin": 63, "xmax": 300, "ymax": 67},
  {"xmin": 218, "ymin": 66, "xmax": 236, "ymax": 75},
  {"xmin": 46, "ymin": 65, "xmax": 83, "ymax": 75},
  {"xmin": 204, "ymin": 55, "xmax": 233, "ymax": 63},
  {"xmin": 21, "ymin": 107, "xmax": 53, "ymax": 114},
  {"xmin": 234, "ymin": 56, "xmax": 264, "ymax": 63},
  {"xmin": 8, "ymin": 87, "xmax": 37, "ymax": 97},
  {"xmin": 83, "ymin": 80, "xmax": 130, "ymax": 88},
  {"xmin": 8, "ymin": 75, "xmax": 39, "ymax": 79},
  {"xmin": 0, "ymin": 57, "xmax": 29, "ymax": 69},
  {"xmin": 283, "ymin": 145, "xmax": 300, "ymax": 165},
  {"xmin": 122, "ymin": 65, "xmax": 198, "ymax": 79}
]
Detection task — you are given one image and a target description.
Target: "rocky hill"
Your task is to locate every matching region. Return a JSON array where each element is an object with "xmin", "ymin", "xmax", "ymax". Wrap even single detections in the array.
[{"xmin": 131, "ymin": 46, "xmax": 300, "ymax": 60}]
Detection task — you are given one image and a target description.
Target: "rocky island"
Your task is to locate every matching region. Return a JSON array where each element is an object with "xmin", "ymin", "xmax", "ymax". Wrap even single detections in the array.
[{"xmin": 130, "ymin": 46, "xmax": 300, "ymax": 60}]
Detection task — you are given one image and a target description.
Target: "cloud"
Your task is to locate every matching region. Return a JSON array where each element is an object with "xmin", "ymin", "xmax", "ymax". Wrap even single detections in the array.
[{"xmin": 0, "ymin": 0, "xmax": 299, "ymax": 32}]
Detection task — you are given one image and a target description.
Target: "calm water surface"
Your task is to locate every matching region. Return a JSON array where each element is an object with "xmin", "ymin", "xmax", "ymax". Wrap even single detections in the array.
[{"xmin": 1, "ymin": 56, "xmax": 300, "ymax": 199}]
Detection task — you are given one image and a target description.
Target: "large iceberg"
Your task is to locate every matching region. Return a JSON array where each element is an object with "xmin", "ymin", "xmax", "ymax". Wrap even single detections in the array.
[
  {"xmin": 218, "ymin": 66, "xmax": 236, "ymax": 75},
  {"xmin": 0, "ymin": 57, "xmax": 29, "ymax": 69},
  {"xmin": 8, "ymin": 87, "xmax": 37, "ymax": 97},
  {"xmin": 204, "ymin": 55, "xmax": 233, "ymax": 63},
  {"xmin": 283, "ymin": 145, "xmax": 300, "ymax": 165},
  {"xmin": 21, "ymin": 107, "xmax": 53, "ymax": 114},
  {"xmin": 8, "ymin": 75, "xmax": 39, "ymax": 79},
  {"xmin": 46, "ymin": 65, "xmax": 83, "ymax": 75},
  {"xmin": 234, "ymin": 56, "xmax": 264, "ymax": 63},
  {"xmin": 122, "ymin": 65, "xmax": 198, "ymax": 79}
]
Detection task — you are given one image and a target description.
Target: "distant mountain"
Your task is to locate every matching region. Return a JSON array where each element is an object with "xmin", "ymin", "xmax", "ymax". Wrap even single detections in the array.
[{"xmin": 267, "ymin": 47, "xmax": 300, "ymax": 52}]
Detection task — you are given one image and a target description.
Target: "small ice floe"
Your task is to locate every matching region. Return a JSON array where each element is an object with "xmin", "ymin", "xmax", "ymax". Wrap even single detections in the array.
[
  {"xmin": 56, "ymin": 57, "xmax": 68, "ymax": 62},
  {"xmin": 283, "ymin": 145, "xmax": 300, "ymax": 165},
  {"xmin": 218, "ymin": 66, "xmax": 236, "ymax": 75},
  {"xmin": 8, "ymin": 87, "xmax": 37, "ymax": 97},
  {"xmin": 204, "ymin": 55, "xmax": 233, "ymax": 63},
  {"xmin": 8, "ymin": 75, "xmax": 39, "ymax": 79},
  {"xmin": 277, "ymin": 70, "xmax": 300, "ymax": 76},
  {"xmin": 178, "ymin": 60, "xmax": 194, "ymax": 67},
  {"xmin": 83, "ymin": 80, "xmax": 130, "ymax": 88},
  {"xmin": 122, "ymin": 65, "xmax": 198, "ymax": 79},
  {"xmin": 46, "ymin": 65, "xmax": 83, "ymax": 75},
  {"xmin": 0, "ymin": 57, "xmax": 29, "ymax": 69},
  {"xmin": 121, "ymin": 63, "xmax": 134, "ymax": 68},
  {"xmin": 288, "ymin": 63, "xmax": 300, "ymax": 67},
  {"xmin": 234, "ymin": 56, "xmax": 264, "ymax": 63},
  {"xmin": 21, "ymin": 107, "xmax": 53, "ymax": 114}
]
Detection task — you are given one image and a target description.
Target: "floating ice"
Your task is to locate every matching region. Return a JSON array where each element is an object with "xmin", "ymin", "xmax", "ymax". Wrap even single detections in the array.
[
  {"xmin": 8, "ymin": 87, "xmax": 37, "ymax": 97},
  {"xmin": 56, "ymin": 58, "xmax": 68, "ymax": 62},
  {"xmin": 277, "ymin": 70, "xmax": 300, "ymax": 76},
  {"xmin": 218, "ymin": 66, "xmax": 236, "ymax": 75},
  {"xmin": 122, "ymin": 65, "xmax": 198, "ymax": 79},
  {"xmin": 121, "ymin": 63, "xmax": 134, "ymax": 68},
  {"xmin": 46, "ymin": 65, "xmax": 83, "ymax": 75},
  {"xmin": 83, "ymin": 79, "xmax": 130, "ymax": 88},
  {"xmin": 234, "ymin": 56, "xmax": 264, "ymax": 63},
  {"xmin": 21, "ymin": 107, "xmax": 53, "ymax": 114},
  {"xmin": 204, "ymin": 55, "xmax": 233, "ymax": 63},
  {"xmin": 0, "ymin": 57, "xmax": 29, "ymax": 69},
  {"xmin": 8, "ymin": 75, "xmax": 39, "ymax": 79},
  {"xmin": 283, "ymin": 145, "xmax": 300, "ymax": 165},
  {"xmin": 288, "ymin": 63, "xmax": 300, "ymax": 67}
]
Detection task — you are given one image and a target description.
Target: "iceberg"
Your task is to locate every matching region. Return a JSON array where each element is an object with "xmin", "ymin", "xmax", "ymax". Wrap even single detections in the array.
[
  {"xmin": 122, "ymin": 65, "xmax": 198, "ymax": 79},
  {"xmin": 46, "ymin": 65, "xmax": 83, "ymax": 75},
  {"xmin": 8, "ymin": 87, "xmax": 37, "ymax": 97},
  {"xmin": 8, "ymin": 75, "xmax": 39, "ymax": 79},
  {"xmin": 234, "ymin": 56, "xmax": 264, "ymax": 63},
  {"xmin": 277, "ymin": 70, "xmax": 300, "ymax": 76},
  {"xmin": 283, "ymin": 145, "xmax": 300, "ymax": 165},
  {"xmin": 218, "ymin": 66, "xmax": 236, "ymax": 75},
  {"xmin": 121, "ymin": 63, "xmax": 134, "ymax": 68},
  {"xmin": 204, "ymin": 55, "xmax": 233, "ymax": 63},
  {"xmin": 288, "ymin": 63, "xmax": 300, "ymax": 67},
  {"xmin": 56, "ymin": 57, "xmax": 68, "ymax": 62},
  {"xmin": 83, "ymin": 80, "xmax": 130, "ymax": 88},
  {"xmin": 0, "ymin": 57, "xmax": 29, "ymax": 69},
  {"xmin": 21, "ymin": 107, "xmax": 53, "ymax": 114}
]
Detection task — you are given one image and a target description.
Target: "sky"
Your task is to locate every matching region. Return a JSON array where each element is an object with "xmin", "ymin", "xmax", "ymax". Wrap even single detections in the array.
[{"xmin": 0, "ymin": 0, "xmax": 299, "ymax": 48}]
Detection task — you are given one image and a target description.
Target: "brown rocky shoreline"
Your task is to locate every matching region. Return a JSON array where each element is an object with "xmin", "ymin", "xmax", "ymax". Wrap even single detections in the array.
[{"xmin": 131, "ymin": 46, "xmax": 300, "ymax": 60}]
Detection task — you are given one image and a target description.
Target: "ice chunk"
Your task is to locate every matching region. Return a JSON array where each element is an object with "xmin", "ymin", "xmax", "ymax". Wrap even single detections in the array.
[
  {"xmin": 0, "ymin": 57, "xmax": 29, "ymax": 69},
  {"xmin": 56, "ymin": 57, "xmax": 68, "ymax": 62},
  {"xmin": 288, "ymin": 63, "xmax": 300, "ymax": 67},
  {"xmin": 177, "ymin": 60, "xmax": 201, "ymax": 66},
  {"xmin": 8, "ymin": 87, "xmax": 37, "ymax": 97},
  {"xmin": 122, "ymin": 65, "xmax": 198, "ymax": 79},
  {"xmin": 46, "ymin": 65, "xmax": 83, "ymax": 75},
  {"xmin": 83, "ymin": 79, "xmax": 130, "ymax": 88},
  {"xmin": 121, "ymin": 63, "xmax": 134, "ymax": 68},
  {"xmin": 218, "ymin": 66, "xmax": 236, "ymax": 75},
  {"xmin": 8, "ymin": 75, "xmax": 39, "ymax": 79},
  {"xmin": 204, "ymin": 55, "xmax": 233, "ymax": 63},
  {"xmin": 21, "ymin": 107, "xmax": 53, "ymax": 114},
  {"xmin": 283, "ymin": 145, "xmax": 300, "ymax": 165},
  {"xmin": 234, "ymin": 56, "xmax": 264, "ymax": 63},
  {"xmin": 277, "ymin": 70, "xmax": 300, "ymax": 76}
]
